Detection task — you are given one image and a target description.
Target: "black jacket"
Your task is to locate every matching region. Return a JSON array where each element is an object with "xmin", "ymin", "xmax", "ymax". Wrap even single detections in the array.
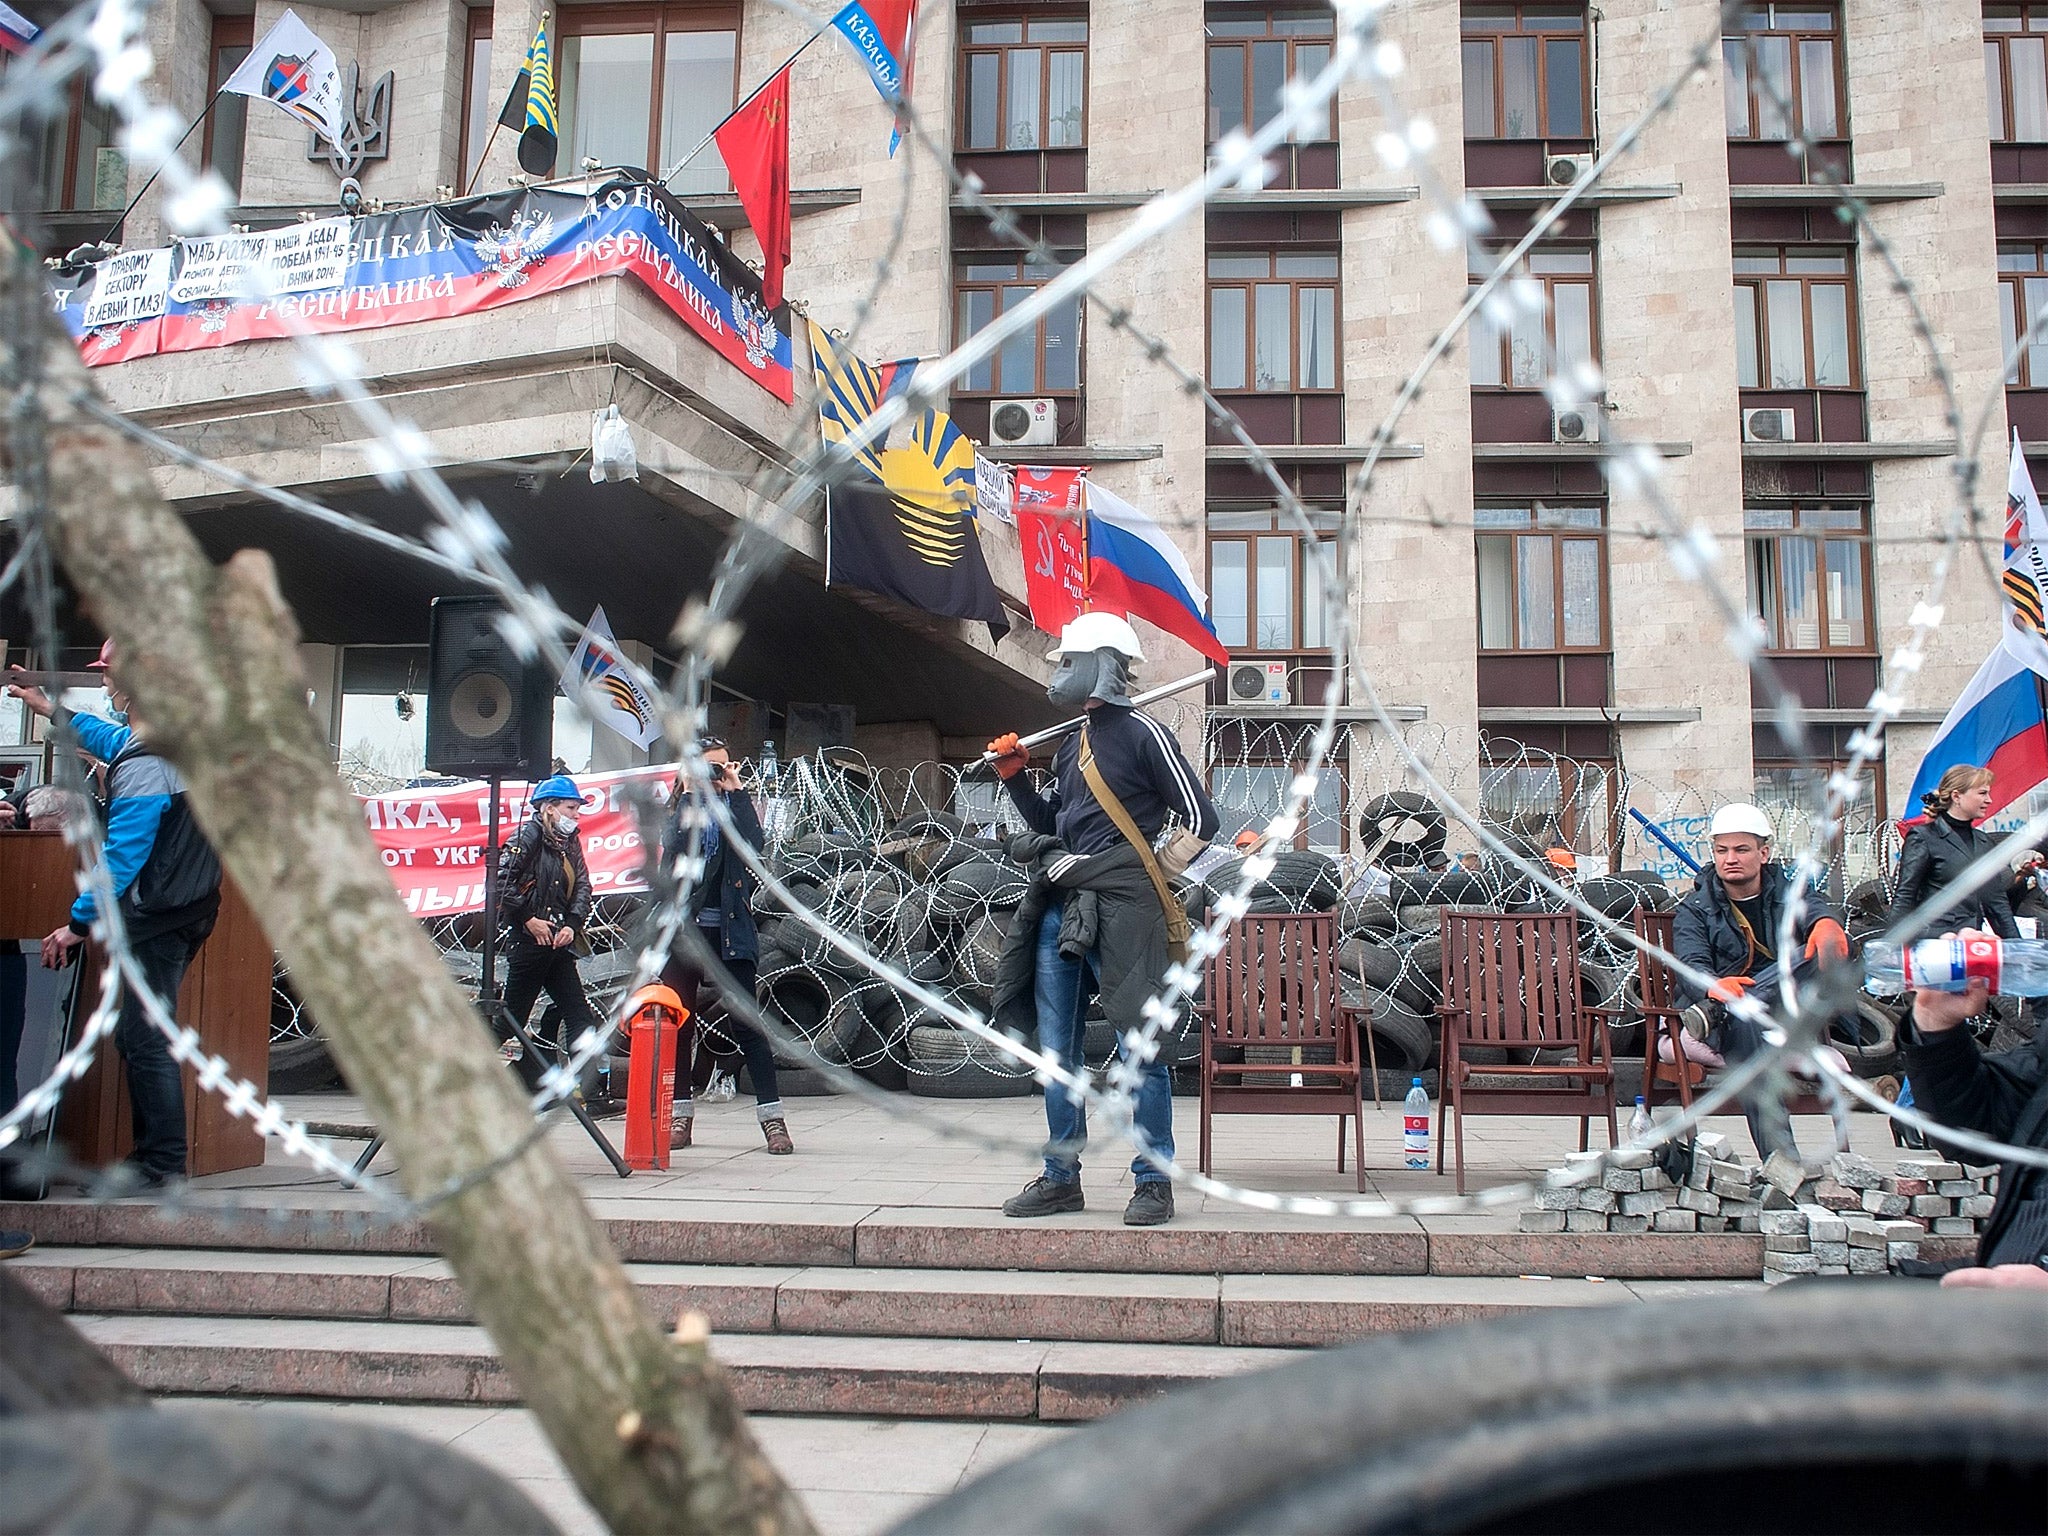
[
  {"xmin": 1001, "ymin": 703, "xmax": 1219, "ymax": 858},
  {"xmin": 659, "ymin": 787, "xmax": 763, "ymax": 963},
  {"xmin": 994, "ymin": 832, "xmax": 1177, "ymax": 1045},
  {"xmin": 1903, "ymin": 1020, "xmax": 2048, "ymax": 1267},
  {"xmin": 1671, "ymin": 862, "xmax": 1842, "ymax": 1011},
  {"xmin": 498, "ymin": 817, "xmax": 592, "ymax": 938},
  {"xmin": 1890, "ymin": 815, "xmax": 2021, "ymax": 939}
]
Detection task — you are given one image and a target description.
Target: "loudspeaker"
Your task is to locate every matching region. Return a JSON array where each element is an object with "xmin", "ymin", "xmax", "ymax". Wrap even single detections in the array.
[{"xmin": 424, "ymin": 596, "xmax": 554, "ymax": 779}]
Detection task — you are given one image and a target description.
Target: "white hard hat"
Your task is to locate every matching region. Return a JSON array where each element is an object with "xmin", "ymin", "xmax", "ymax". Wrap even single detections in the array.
[
  {"xmin": 1049, "ymin": 611, "xmax": 1145, "ymax": 662},
  {"xmin": 1709, "ymin": 803, "xmax": 1774, "ymax": 841}
]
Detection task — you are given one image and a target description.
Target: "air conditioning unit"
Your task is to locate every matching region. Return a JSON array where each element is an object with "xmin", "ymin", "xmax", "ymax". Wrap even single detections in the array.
[
  {"xmin": 1552, "ymin": 405, "xmax": 1601, "ymax": 445},
  {"xmin": 1544, "ymin": 152, "xmax": 1588, "ymax": 188},
  {"xmin": 1227, "ymin": 661, "xmax": 1288, "ymax": 705},
  {"xmin": 988, "ymin": 397, "xmax": 1058, "ymax": 447},
  {"xmin": 1742, "ymin": 406, "xmax": 1797, "ymax": 444}
]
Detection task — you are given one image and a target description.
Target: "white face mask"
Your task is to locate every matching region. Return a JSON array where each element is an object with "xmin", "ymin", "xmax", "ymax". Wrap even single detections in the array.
[{"xmin": 548, "ymin": 808, "xmax": 579, "ymax": 835}]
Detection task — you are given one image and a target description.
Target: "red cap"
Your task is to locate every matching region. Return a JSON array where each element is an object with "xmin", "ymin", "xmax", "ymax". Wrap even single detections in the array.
[{"xmin": 86, "ymin": 638, "xmax": 114, "ymax": 670}]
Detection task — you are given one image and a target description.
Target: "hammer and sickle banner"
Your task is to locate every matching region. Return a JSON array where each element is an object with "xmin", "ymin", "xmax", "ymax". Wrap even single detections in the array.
[{"xmin": 1011, "ymin": 465, "xmax": 1088, "ymax": 634}]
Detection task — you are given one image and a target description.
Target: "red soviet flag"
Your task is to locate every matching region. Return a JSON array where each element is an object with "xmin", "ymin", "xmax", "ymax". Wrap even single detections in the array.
[
  {"xmin": 1012, "ymin": 466, "xmax": 1088, "ymax": 634},
  {"xmin": 715, "ymin": 63, "xmax": 792, "ymax": 308}
]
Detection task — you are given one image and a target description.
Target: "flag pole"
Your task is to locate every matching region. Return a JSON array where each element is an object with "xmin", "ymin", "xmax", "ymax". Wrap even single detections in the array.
[
  {"xmin": 658, "ymin": 21, "xmax": 829, "ymax": 188},
  {"xmin": 100, "ymin": 87, "xmax": 224, "ymax": 245},
  {"xmin": 462, "ymin": 119, "xmax": 506, "ymax": 197}
]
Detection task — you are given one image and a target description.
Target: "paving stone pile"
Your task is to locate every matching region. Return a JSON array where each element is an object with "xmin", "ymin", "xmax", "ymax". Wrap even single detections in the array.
[{"xmin": 1518, "ymin": 1138, "xmax": 1997, "ymax": 1281}]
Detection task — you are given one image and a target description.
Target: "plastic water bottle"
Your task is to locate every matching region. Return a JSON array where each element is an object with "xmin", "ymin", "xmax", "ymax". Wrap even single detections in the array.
[
  {"xmin": 1628, "ymin": 1095, "xmax": 1651, "ymax": 1142},
  {"xmin": 1864, "ymin": 936, "xmax": 2048, "ymax": 995},
  {"xmin": 758, "ymin": 738, "xmax": 779, "ymax": 792},
  {"xmin": 1402, "ymin": 1079, "xmax": 1431, "ymax": 1169}
]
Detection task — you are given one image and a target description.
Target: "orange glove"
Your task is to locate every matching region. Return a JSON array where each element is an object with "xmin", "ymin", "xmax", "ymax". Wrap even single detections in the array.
[
  {"xmin": 1805, "ymin": 917, "xmax": 1850, "ymax": 965},
  {"xmin": 1708, "ymin": 976, "xmax": 1754, "ymax": 1005},
  {"xmin": 986, "ymin": 732, "xmax": 1030, "ymax": 780}
]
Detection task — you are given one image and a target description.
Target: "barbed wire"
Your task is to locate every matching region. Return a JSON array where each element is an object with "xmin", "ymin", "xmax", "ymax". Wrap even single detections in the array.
[{"xmin": 3, "ymin": 0, "xmax": 2047, "ymax": 1251}]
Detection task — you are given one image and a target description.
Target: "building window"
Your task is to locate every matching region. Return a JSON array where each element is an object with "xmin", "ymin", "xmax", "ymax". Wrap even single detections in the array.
[
  {"xmin": 1208, "ymin": 510, "xmax": 1340, "ymax": 652},
  {"xmin": 1207, "ymin": 252, "xmax": 1339, "ymax": 392},
  {"xmin": 1461, "ymin": 4, "xmax": 1588, "ymax": 140},
  {"xmin": 458, "ymin": 9, "xmax": 492, "ymax": 191},
  {"xmin": 1481, "ymin": 752, "xmax": 1614, "ymax": 856},
  {"xmin": 549, "ymin": 4, "xmax": 738, "ymax": 192},
  {"xmin": 19, "ymin": 70, "xmax": 122, "ymax": 212},
  {"xmin": 954, "ymin": 251, "xmax": 1083, "ymax": 394},
  {"xmin": 1722, "ymin": 4, "xmax": 1842, "ymax": 142},
  {"xmin": 1468, "ymin": 248, "xmax": 1595, "ymax": 388},
  {"xmin": 1206, "ymin": 6, "xmax": 1335, "ymax": 144},
  {"xmin": 1732, "ymin": 248, "xmax": 1858, "ymax": 388},
  {"xmin": 2000, "ymin": 242, "xmax": 2048, "ymax": 385},
  {"xmin": 959, "ymin": 14, "xmax": 1087, "ymax": 151},
  {"xmin": 1745, "ymin": 505, "xmax": 1871, "ymax": 652},
  {"xmin": 1475, "ymin": 505, "xmax": 1606, "ymax": 651},
  {"xmin": 201, "ymin": 15, "xmax": 253, "ymax": 199},
  {"xmin": 1208, "ymin": 759, "xmax": 1346, "ymax": 851},
  {"xmin": 1987, "ymin": 5, "xmax": 2048, "ymax": 143}
]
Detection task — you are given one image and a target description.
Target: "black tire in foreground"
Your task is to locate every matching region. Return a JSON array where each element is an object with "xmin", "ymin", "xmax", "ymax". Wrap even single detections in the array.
[
  {"xmin": 891, "ymin": 1289, "xmax": 2048, "ymax": 1536},
  {"xmin": 0, "ymin": 1406, "xmax": 558, "ymax": 1535}
]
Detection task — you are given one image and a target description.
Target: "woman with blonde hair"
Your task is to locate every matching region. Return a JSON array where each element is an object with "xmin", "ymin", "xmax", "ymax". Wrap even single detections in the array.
[{"xmin": 1890, "ymin": 765, "xmax": 2021, "ymax": 938}]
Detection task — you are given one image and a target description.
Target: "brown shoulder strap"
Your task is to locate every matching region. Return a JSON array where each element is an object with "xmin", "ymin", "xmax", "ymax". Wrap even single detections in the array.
[{"xmin": 1079, "ymin": 724, "xmax": 1189, "ymax": 964}]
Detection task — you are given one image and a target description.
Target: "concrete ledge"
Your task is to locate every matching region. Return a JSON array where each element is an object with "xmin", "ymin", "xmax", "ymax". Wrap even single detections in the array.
[
  {"xmin": 1426, "ymin": 1231, "xmax": 1765, "ymax": 1279},
  {"xmin": 1470, "ymin": 183, "xmax": 1680, "ymax": 206},
  {"xmin": 1205, "ymin": 443, "xmax": 1423, "ymax": 463},
  {"xmin": 1035, "ymin": 1341, "xmax": 1295, "ymax": 1421},
  {"xmin": 848, "ymin": 1209, "xmax": 1430, "ymax": 1275},
  {"xmin": 1741, "ymin": 441, "xmax": 1955, "ymax": 460},
  {"xmin": 1729, "ymin": 183, "xmax": 1942, "ymax": 204}
]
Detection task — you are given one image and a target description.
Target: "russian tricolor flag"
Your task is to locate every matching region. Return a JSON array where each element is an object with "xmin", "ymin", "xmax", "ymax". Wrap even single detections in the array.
[
  {"xmin": 1083, "ymin": 482, "xmax": 1228, "ymax": 665},
  {"xmin": 1907, "ymin": 433, "xmax": 2048, "ymax": 821},
  {"xmin": 0, "ymin": 2, "xmax": 40, "ymax": 52}
]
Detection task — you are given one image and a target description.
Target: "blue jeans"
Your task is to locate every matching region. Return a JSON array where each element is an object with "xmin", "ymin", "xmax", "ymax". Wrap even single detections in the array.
[{"xmin": 1035, "ymin": 907, "xmax": 1174, "ymax": 1185}]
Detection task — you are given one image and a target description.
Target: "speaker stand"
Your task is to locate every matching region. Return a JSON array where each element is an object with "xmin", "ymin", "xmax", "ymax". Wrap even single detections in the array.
[{"xmin": 352, "ymin": 774, "xmax": 631, "ymax": 1182}]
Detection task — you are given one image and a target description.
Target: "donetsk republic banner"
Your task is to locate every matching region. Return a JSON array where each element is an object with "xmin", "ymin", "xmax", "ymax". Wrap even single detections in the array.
[
  {"xmin": 364, "ymin": 765, "xmax": 677, "ymax": 918},
  {"xmin": 49, "ymin": 176, "xmax": 795, "ymax": 402}
]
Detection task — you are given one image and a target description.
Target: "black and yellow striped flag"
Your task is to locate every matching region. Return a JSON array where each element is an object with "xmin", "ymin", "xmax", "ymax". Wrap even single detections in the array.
[{"xmin": 497, "ymin": 12, "xmax": 557, "ymax": 177}]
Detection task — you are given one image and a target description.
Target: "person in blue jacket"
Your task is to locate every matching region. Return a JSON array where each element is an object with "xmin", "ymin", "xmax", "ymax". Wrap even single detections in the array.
[{"xmin": 8, "ymin": 642, "xmax": 223, "ymax": 1187}]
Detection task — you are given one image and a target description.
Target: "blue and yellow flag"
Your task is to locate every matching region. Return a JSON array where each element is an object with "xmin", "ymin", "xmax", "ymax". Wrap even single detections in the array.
[
  {"xmin": 498, "ymin": 13, "xmax": 557, "ymax": 176},
  {"xmin": 809, "ymin": 320, "xmax": 919, "ymax": 484}
]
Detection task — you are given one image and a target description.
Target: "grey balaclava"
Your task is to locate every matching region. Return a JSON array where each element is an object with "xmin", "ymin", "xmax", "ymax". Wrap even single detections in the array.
[{"xmin": 1047, "ymin": 648, "xmax": 1135, "ymax": 710}]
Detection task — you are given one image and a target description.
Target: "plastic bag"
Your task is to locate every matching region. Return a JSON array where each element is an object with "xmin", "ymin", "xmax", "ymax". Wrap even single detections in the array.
[{"xmin": 589, "ymin": 403, "xmax": 638, "ymax": 483}]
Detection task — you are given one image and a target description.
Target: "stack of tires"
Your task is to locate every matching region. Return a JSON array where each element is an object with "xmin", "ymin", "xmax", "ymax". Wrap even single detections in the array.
[{"xmin": 748, "ymin": 822, "xmax": 1039, "ymax": 1098}]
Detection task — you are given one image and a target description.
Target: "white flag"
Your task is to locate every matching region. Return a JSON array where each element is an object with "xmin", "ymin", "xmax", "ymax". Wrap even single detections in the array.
[
  {"xmin": 223, "ymin": 9, "xmax": 348, "ymax": 150},
  {"xmin": 560, "ymin": 607, "xmax": 662, "ymax": 750},
  {"xmin": 974, "ymin": 452, "xmax": 1015, "ymax": 525},
  {"xmin": 2004, "ymin": 429, "xmax": 2048, "ymax": 676}
]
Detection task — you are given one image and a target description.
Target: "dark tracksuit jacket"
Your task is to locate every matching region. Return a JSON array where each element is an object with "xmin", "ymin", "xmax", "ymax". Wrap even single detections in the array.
[
  {"xmin": 992, "ymin": 704, "xmax": 1219, "ymax": 1040},
  {"xmin": 1671, "ymin": 862, "xmax": 1842, "ymax": 1014}
]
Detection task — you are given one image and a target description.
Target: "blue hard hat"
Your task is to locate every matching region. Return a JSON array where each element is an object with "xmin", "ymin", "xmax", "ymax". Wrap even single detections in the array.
[{"xmin": 531, "ymin": 774, "xmax": 582, "ymax": 805}]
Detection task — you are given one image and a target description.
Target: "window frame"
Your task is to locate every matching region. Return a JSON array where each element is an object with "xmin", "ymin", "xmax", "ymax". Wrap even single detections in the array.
[
  {"xmin": 1721, "ymin": 3, "xmax": 1845, "ymax": 143},
  {"xmin": 2000, "ymin": 241, "xmax": 2048, "ymax": 386},
  {"xmin": 1467, "ymin": 245, "xmax": 1598, "ymax": 389},
  {"xmin": 1480, "ymin": 751, "xmax": 1618, "ymax": 857},
  {"xmin": 1460, "ymin": 3, "xmax": 1591, "ymax": 141},
  {"xmin": 1204, "ymin": 5, "xmax": 1337, "ymax": 146},
  {"xmin": 1743, "ymin": 503, "xmax": 1875, "ymax": 654},
  {"xmin": 538, "ymin": 2, "xmax": 741, "ymax": 182},
  {"xmin": 457, "ymin": 7, "xmax": 493, "ymax": 192},
  {"xmin": 1207, "ymin": 755, "xmax": 1348, "ymax": 851},
  {"xmin": 1732, "ymin": 245, "xmax": 1861, "ymax": 389},
  {"xmin": 1473, "ymin": 504, "xmax": 1609, "ymax": 653},
  {"xmin": 1207, "ymin": 511, "xmax": 1342, "ymax": 654},
  {"xmin": 1205, "ymin": 249, "xmax": 1342, "ymax": 394},
  {"xmin": 952, "ymin": 249, "xmax": 1086, "ymax": 396},
  {"xmin": 200, "ymin": 13, "xmax": 254, "ymax": 199},
  {"xmin": 957, "ymin": 12, "xmax": 1090, "ymax": 153},
  {"xmin": 1986, "ymin": 4, "xmax": 2048, "ymax": 145}
]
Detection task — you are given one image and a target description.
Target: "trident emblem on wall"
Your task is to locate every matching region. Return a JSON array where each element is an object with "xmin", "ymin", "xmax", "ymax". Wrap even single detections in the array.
[{"xmin": 307, "ymin": 62, "xmax": 394, "ymax": 179}]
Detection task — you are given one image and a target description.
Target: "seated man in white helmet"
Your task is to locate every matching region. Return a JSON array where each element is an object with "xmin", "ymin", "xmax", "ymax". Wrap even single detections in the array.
[
  {"xmin": 984, "ymin": 612, "xmax": 1219, "ymax": 1228},
  {"xmin": 1671, "ymin": 802, "xmax": 1855, "ymax": 1159}
]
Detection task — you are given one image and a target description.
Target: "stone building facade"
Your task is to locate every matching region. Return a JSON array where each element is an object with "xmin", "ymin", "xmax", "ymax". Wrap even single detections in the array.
[{"xmin": 18, "ymin": 0, "xmax": 2032, "ymax": 850}]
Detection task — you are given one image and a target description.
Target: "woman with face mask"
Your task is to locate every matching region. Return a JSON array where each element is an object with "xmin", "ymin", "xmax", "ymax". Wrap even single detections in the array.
[{"xmin": 494, "ymin": 775, "xmax": 600, "ymax": 1090}]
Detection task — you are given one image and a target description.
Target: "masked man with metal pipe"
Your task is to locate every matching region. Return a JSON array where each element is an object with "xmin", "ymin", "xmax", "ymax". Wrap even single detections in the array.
[{"xmin": 986, "ymin": 613, "xmax": 1219, "ymax": 1226}]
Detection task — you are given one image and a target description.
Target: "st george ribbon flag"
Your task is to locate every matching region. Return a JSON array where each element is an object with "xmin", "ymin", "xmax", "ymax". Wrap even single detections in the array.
[
  {"xmin": 1907, "ymin": 431, "xmax": 2048, "ymax": 821},
  {"xmin": 223, "ymin": 9, "xmax": 348, "ymax": 149},
  {"xmin": 561, "ymin": 606, "xmax": 661, "ymax": 750}
]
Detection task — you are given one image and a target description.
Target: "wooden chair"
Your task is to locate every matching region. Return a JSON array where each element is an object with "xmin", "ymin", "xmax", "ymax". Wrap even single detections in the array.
[
  {"xmin": 1199, "ymin": 912, "xmax": 1370, "ymax": 1191},
  {"xmin": 1631, "ymin": 910, "xmax": 1704, "ymax": 1110},
  {"xmin": 1437, "ymin": 910, "xmax": 1618, "ymax": 1193}
]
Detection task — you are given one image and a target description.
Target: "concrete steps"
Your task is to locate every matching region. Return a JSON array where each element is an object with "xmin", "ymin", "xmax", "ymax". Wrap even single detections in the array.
[{"xmin": 14, "ymin": 1247, "xmax": 1726, "ymax": 1348}]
